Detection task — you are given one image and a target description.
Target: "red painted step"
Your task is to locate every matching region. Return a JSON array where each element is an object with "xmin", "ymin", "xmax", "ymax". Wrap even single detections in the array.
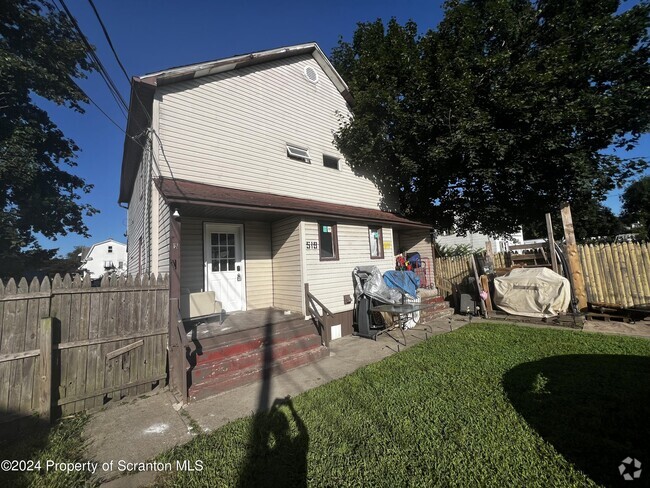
[
  {"xmin": 192, "ymin": 334, "xmax": 323, "ymax": 383},
  {"xmin": 189, "ymin": 346, "xmax": 329, "ymax": 401}
]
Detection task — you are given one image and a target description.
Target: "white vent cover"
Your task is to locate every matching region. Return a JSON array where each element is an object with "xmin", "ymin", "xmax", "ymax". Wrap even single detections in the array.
[{"xmin": 303, "ymin": 65, "xmax": 319, "ymax": 84}]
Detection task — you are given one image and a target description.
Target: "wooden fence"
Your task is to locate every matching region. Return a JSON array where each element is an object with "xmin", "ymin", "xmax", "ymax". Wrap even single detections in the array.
[
  {"xmin": 435, "ymin": 242, "xmax": 650, "ymax": 309},
  {"xmin": 579, "ymin": 242, "xmax": 650, "ymax": 308},
  {"xmin": 0, "ymin": 273, "xmax": 169, "ymax": 425}
]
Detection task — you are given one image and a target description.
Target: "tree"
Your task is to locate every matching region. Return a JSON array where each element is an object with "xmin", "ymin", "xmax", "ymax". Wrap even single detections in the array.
[
  {"xmin": 621, "ymin": 175, "xmax": 650, "ymax": 239},
  {"xmin": 0, "ymin": 0, "xmax": 97, "ymax": 274},
  {"xmin": 332, "ymin": 0, "xmax": 650, "ymax": 236},
  {"xmin": 522, "ymin": 198, "xmax": 625, "ymax": 241}
]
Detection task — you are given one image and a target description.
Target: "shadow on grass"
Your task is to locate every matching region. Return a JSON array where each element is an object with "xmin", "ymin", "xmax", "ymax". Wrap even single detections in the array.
[
  {"xmin": 237, "ymin": 397, "xmax": 308, "ymax": 488},
  {"xmin": 503, "ymin": 355, "xmax": 650, "ymax": 486}
]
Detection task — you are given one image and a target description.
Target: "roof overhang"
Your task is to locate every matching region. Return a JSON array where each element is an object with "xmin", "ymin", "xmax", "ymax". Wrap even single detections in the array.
[
  {"xmin": 157, "ymin": 178, "xmax": 430, "ymax": 230},
  {"xmin": 118, "ymin": 43, "xmax": 352, "ymax": 204}
]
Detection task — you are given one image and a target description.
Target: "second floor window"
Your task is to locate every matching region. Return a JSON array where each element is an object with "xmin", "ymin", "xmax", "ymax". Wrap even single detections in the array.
[
  {"xmin": 369, "ymin": 227, "xmax": 384, "ymax": 259},
  {"xmin": 318, "ymin": 222, "xmax": 338, "ymax": 261}
]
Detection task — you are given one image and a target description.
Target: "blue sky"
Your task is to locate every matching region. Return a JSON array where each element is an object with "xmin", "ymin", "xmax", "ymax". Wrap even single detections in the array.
[{"xmin": 38, "ymin": 0, "xmax": 648, "ymax": 255}]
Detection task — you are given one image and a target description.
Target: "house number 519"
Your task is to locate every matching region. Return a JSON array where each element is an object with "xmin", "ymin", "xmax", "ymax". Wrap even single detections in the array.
[{"xmin": 306, "ymin": 241, "xmax": 318, "ymax": 250}]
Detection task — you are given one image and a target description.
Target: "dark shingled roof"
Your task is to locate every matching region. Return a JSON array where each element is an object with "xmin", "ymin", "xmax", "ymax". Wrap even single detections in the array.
[{"xmin": 157, "ymin": 178, "xmax": 429, "ymax": 229}]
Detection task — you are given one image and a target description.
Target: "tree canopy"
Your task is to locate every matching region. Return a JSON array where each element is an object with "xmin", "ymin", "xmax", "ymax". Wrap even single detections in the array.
[
  {"xmin": 332, "ymin": 0, "xmax": 650, "ymax": 236},
  {"xmin": 621, "ymin": 175, "xmax": 650, "ymax": 239},
  {"xmin": 0, "ymin": 0, "xmax": 97, "ymax": 273}
]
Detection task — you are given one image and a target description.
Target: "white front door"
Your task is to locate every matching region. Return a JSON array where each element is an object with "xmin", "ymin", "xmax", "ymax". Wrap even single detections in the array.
[{"xmin": 204, "ymin": 223, "xmax": 246, "ymax": 312}]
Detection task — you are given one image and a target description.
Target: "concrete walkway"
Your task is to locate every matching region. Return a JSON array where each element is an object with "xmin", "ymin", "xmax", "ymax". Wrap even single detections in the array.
[{"xmin": 83, "ymin": 317, "xmax": 465, "ymax": 487}]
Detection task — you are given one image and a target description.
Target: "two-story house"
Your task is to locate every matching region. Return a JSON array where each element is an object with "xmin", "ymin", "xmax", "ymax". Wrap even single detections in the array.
[
  {"xmin": 79, "ymin": 238, "xmax": 127, "ymax": 279},
  {"xmin": 119, "ymin": 43, "xmax": 435, "ymax": 400}
]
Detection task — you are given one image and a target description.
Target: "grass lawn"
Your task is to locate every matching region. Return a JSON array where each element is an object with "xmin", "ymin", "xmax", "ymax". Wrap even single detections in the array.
[
  {"xmin": 157, "ymin": 323, "xmax": 650, "ymax": 487},
  {"xmin": 0, "ymin": 414, "xmax": 97, "ymax": 488}
]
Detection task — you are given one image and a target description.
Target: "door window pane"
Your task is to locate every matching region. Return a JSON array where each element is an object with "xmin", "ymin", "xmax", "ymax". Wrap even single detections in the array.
[{"xmin": 211, "ymin": 232, "xmax": 238, "ymax": 272}]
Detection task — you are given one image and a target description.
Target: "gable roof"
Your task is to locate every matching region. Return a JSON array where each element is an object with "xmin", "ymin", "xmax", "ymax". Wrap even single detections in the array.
[
  {"xmin": 82, "ymin": 239, "xmax": 126, "ymax": 263},
  {"xmin": 119, "ymin": 42, "xmax": 351, "ymax": 204}
]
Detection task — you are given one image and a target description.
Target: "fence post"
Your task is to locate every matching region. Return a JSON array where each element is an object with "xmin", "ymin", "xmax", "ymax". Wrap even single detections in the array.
[
  {"xmin": 561, "ymin": 204, "xmax": 588, "ymax": 312},
  {"xmin": 38, "ymin": 317, "xmax": 53, "ymax": 423},
  {"xmin": 545, "ymin": 212, "xmax": 559, "ymax": 274}
]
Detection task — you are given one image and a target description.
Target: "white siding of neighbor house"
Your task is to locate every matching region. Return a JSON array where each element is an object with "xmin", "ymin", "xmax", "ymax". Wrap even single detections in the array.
[
  {"xmin": 156, "ymin": 54, "xmax": 396, "ymax": 211},
  {"xmin": 179, "ymin": 218, "xmax": 274, "ymax": 309},
  {"xmin": 127, "ymin": 145, "xmax": 152, "ymax": 275},
  {"xmin": 83, "ymin": 240, "xmax": 127, "ymax": 279},
  {"xmin": 435, "ymin": 229, "xmax": 524, "ymax": 253},
  {"xmin": 304, "ymin": 221, "xmax": 396, "ymax": 314},
  {"xmin": 272, "ymin": 217, "xmax": 303, "ymax": 312}
]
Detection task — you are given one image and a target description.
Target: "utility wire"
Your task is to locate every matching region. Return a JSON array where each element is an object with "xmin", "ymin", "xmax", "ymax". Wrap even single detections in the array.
[
  {"xmin": 84, "ymin": 0, "xmax": 154, "ymax": 127},
  {"xmin": 86, "ymin": 0, "xmax": 130, "ymax": 84},
  {"xmin": 55, "ymin": 0, "xmax": 129, "ymax": 114}
]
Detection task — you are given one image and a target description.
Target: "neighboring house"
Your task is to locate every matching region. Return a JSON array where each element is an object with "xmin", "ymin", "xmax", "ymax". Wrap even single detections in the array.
[
  {"xmin": 79, "ymin": 239, "xmax": 127, "ymax": 279},
  {"xmin": 118, "ymin": 43, "xmax": 433, "ymax": 338},
  {"xmin": 436, "ymin": 229, "xmax": 525, "ymax": 253}
]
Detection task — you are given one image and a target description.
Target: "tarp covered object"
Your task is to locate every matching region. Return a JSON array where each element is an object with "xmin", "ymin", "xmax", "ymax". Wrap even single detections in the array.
[
  {"xmin": 353, "ymin": 266, "xmax": 402, "ymax": 303},
  {"xmin": 493, "ymin": 267, "xmax": 571, "ymax": 318},
  {"xmin": 383, "ymin": 270, "xmax": 420, "ymax": 299}
]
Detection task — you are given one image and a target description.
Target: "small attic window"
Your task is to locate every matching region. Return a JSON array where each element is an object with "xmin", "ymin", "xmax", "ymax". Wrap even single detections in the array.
[
  {"xmin": 286, "ymin": 144, "xmax": 311, "ymax": 163},
  {"xmin": 323, "ymin": 155, "xmax": 340, "ymax": 170}
]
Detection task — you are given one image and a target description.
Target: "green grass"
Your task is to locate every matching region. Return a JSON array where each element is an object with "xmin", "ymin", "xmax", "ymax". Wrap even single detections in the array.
[
  {"xmin": 157, "ymin": 323, "xmax": 650, "ymax": 487},
  {"xmin": 0, "ymin": 414, "xmax": 97, "ymax": 488}
]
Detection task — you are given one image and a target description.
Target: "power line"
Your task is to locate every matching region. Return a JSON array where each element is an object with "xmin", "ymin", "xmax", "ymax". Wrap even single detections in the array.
[
  {"xmin": 86, "ymin": 0, "xmax": 130, "ymax": 84},
  {"xmin": 84, "ymin": 0, "xmax": 153, "ymax": 127},
  {"xmin": 55, "ymin": 0, "xmax": 129, "ymax": 114}
]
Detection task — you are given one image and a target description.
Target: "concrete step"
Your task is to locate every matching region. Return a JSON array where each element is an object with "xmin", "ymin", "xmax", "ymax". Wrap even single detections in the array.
[
  {"xmin": 420, "ymin": 307, "xmax": 455, "ymax": 322},
  {"xmin": 188, "ymin": 346, "xmax": 329, "ymax": 401},
  {"xmin": 191, "ymin": 334, "xmax": 324, "ymax": 382}
]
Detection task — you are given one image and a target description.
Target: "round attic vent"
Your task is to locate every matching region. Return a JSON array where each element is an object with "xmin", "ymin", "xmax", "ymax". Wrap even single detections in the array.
[{"xmin": 304, "ymin": 65, "xmax": 319, "ymax": 84}]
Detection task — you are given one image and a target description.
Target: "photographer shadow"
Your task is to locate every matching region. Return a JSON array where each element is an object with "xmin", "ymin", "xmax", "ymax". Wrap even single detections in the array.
[{"xmin": 503, "ymin": 354, "xmax": 650, "ymax": 486}]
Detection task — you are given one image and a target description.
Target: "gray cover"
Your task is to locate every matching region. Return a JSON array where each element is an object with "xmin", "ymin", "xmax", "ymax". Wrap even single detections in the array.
[{"xmin": 493, "ymin": 267, "xmax": 570, "ymax": 318}]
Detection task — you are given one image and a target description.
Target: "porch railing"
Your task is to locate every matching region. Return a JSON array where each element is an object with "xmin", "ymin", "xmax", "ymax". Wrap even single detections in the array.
[{"xmin": 304, "ymin": 283, "xmax": 332, "ymax": 348}]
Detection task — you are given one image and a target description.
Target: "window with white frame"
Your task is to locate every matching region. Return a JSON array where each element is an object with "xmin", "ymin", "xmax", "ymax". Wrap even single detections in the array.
[{"xmin": 286, "ymin": 144, "xmax": 311, "ymax": 163}]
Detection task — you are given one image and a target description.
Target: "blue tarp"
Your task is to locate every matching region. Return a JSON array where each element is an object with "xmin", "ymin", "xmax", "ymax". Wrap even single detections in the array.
[{"xmin": 383, "ymin": 270, "xmax": 420, "ymax": 298}]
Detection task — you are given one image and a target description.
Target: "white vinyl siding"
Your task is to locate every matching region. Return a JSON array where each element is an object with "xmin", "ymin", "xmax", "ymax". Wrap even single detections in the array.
[
  {"xmin": 157, "ymin": 193, "xmax": 170, "ymax": 274},
  {"xmin": 157, "ymin": 55, "xmax": 397, "ymax": 211},
  {"xmin": 304, "ymin": 221, "xmax": 395, "ymax": 314},
  {"xmin": 244, "ymin": 222, "xmax": 273, "ymax": 309},
  {"xmin": 127, "ymin": 147, "xmax": 151, "ymax": 275},
  {"xmin": 272, "ymin": 217, "xmax": 303, "ymax": 312}
]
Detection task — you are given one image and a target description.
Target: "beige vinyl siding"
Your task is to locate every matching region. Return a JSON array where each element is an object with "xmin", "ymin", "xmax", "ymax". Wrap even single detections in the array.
[
  {"xmin": 180, "ymin": 217, "xmax": 205, "ymax": 293},
  {"xmin": 244, "ymin": 222, "xmax": 273, "ymax": 309},
  {"xmin": 126, "ymin": 146, "xmax": 152, "ymax": 275},
  {"xmin": 304, "ymin": 221, "xmax": 395, "ymax": 314},
  {"xmin": 158, "ymin": 193, "xmax": 170, "ymax": 274},
  {"xmin": 272, "ymin": 217, "xmax": 303, "ymax": 312},
  {"xmin": 397, "ymin": 229, "xmax": 434, "ymax": 263},
  {"xmin": 180, "ymin": 218, "xmax": 274, "ymax": 308},
  {"xmin": 157, "ymin": 55, "xmax": 397, "ymax": 211}
]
